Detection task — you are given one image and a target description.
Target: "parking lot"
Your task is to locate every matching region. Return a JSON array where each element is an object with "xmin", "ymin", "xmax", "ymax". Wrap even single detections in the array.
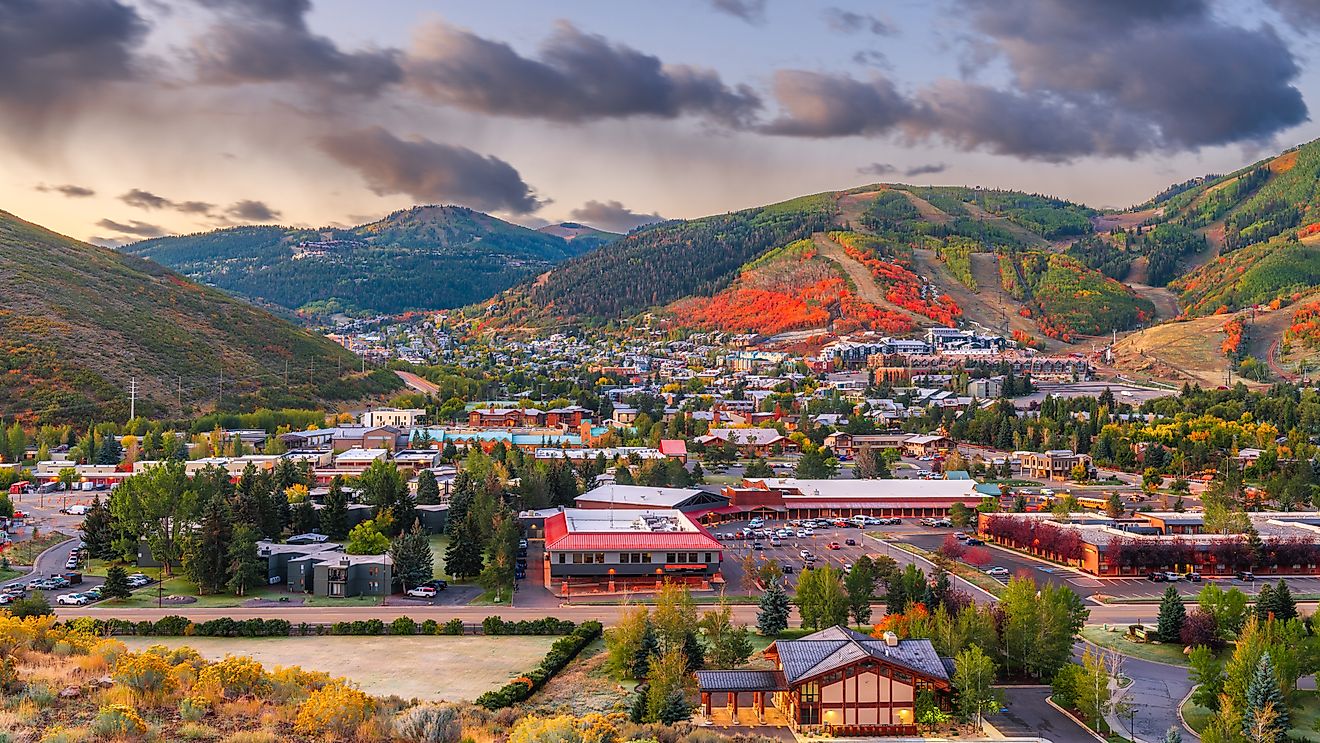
[{"xmin": 0, "ymin": 537, "xmax": 110, "ymax": 607}]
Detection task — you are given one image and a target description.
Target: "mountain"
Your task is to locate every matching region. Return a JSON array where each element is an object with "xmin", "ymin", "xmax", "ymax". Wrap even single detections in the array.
[
  {"xmin": 125, "ymin": 205, "xmax": 594, "ymax": 316},
  {"xmin": 0, "ymin": 209, "xmax": 399, "ymax": 424},
  {"xmin": 536, "ymin": 222, "xmax": 621, "ymax": 250}
]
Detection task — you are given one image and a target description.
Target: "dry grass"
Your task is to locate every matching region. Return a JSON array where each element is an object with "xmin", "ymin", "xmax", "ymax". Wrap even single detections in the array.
[{"xmin": 1110, "ymin": 314, "xmax": 1237, "ymax": 388}]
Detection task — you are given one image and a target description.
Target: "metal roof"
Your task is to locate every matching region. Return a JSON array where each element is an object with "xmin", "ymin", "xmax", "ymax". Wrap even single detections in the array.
[
  {"xmin": 772, "ymin": 626, "xmax": 950, "ymax": 685},
  {"xmin": 696, "ymin": 670, "xmax": 789, "ymax": 692}
]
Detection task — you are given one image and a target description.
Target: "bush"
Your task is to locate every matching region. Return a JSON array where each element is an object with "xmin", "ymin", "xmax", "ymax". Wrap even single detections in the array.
[
  {"xmin": 9, "ymin": 594, "xmax": 52, "ymax": 618},
  {"xmin": 476, "ymin": 621, "xmax": 603, "ymax": 709},
  {"xmin": 90, "ymin": 704, "xmax": 148, "ymax": 738},
  {"xmin": 394, "ymin": 703, "xmax": 463, "ymax": 743},
  {"xmin": 180, "ymin": 696, "xmax": 210, "ymax": 722},
  {"xmin": 421, "ymin": 619, "xmax": 439, "ymax": 635},
  {"xmin": 154, "ymin": 615, "xmax": 191, "ymax": 636},
  {"xmin": 294, "ymin": 684, "xmax": 376, "ymax": 737},
  {"xmin": 198, "ymin": 656, "xmax": 271, "ymax": 700},
  {"xmin": 113, "ymin": 652, "xmax": 177, "ymax": 704},
  {"xmin": 440, "ymin": 619, "xmax": 465, "ymax": 635},
  {"xmin": 391, "ymin": 616, "xmax": 418, "ymax": 635}
]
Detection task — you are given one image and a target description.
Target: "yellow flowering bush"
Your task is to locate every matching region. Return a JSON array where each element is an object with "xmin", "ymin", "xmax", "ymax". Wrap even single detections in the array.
[
  {"xmin": 294, "ymin": 683, "xmax": 376, "ymax": 737},
  {"xmin": 113, "ymin": 652, "xmax": 177, "ymax": 705},
  {"xmin": 90, "ymin": 704, "xmax": 148, "ymax": 738},
  {"xmin": 197, "ymin": 655, "xmax": 271, "ymax": 700}
]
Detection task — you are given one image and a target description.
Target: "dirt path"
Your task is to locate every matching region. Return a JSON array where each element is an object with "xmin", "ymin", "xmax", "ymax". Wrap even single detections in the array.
[
  {"xmin": 812, "ymin": 233, "xmax": 930, "ymax": 325},
  {"xmin": 1126, "ymin": 282, "xmax": 1180, "ymax": 322},
  {"xmin": 1092, "ymin": 207, "xmax": 1163, "ymax": 232},
  {"xmin": 896, "ymin": 190, "xmax": 952, "ymax": 225},
  {"xmin": 948, "ymin": 251, "xmax": 1062, "ymax": 350},
  {"xmin": 961, "ymin": 202, "xmax": 1050, "ymax": 248}
]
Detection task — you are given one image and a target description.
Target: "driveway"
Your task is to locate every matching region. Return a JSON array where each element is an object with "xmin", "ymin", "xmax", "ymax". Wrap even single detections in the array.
[{"xmin": 988, "ymin": 686, "xmax": 1096, "ymax": 743}]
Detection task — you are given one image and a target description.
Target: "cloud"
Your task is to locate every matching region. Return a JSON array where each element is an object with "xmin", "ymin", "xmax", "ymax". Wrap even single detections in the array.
[
  {"xmin": 225, "ymin": 200, "xmax": 281, "ymax": 222},
  {"xmin": 1266, "ymin": 0, "xmax": 1320, "ymax": 30},
  {"xmin": 95, "ymin": 218, "xmax": 168, "ymax": 238},
  {"xmin": 904, "ymin": 162, "xmax": 947, "ymax": 177},
  {"xmin": 190, "ymin": 0, "xmax": 402, "ymax": 96},
  {"xmin": 760, "ymin": 70, "xmax": 910, "ymax": 137},
  {"xmin": 759, "ymin": 1, "xmax": 1309, "ymax": 161},
  {"xmin": 119, "ymin": 188, "xmax": 217, "ymax": 215},
  {"xmin": 857, "ymin": 163, "xmax": 896, "ymax": 176},
  {"xmin": 0, "ymin": 0, "xmax": 148, "ymax": 121},
  {"xmin": 709, "ymin": 0, "xmax": 767, "ymax": 23},
  {"xmin": 569, "ymin": 200, "xmax": 665, "ymax": 232},
  {"xmin": 320, "ymin": 127, "xmax": 543, "ymax": 215},
  {"xmin": 36, "ymin": 183, "xmax": 96, "ymax": 198},
  {"xmin": 403, "ymin": 20, "xmax": 760, "ymax": 126},
  {"xmin": 823, "ymin": 7, "xmax": 896, "ymax": 35}
]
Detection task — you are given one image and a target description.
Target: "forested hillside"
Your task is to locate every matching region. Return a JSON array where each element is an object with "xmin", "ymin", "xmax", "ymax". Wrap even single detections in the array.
[
  {"xmin": 127, "ymin": 206, "xmax": 592, "ymax": 316},
  {"xmin": 0, "ymin": 209, "xmax": 398, "ymax": 424}
]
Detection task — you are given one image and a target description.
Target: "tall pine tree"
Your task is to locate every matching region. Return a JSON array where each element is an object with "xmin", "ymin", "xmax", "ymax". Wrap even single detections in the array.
[
  {"xmin": 1244, "ymin": 652, "xmax": 1289, "ymax": 740},
  {"xmin": 321, "ymin": 476, "xmax": 350, "ymax": 541},
  {"xmin": 184, "ymin": 497, "xmax": 233, "ymax": 594},
  {"xmin": 416, "ymin": 470, "xmax": 441, "ymax": 505},
  {"xmin": 390, "ymin": 520, "xmax": 434, "ymax": 591},
  {"xmin": 1156, "ymin": 585, "xmax": 1186, "ymax": 643}
]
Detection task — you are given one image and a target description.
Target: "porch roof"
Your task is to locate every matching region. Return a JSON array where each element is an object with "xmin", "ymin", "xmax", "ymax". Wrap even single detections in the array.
[{"xmin": 695, "ymin": 670, "xmax": 789, "ymax": 692}]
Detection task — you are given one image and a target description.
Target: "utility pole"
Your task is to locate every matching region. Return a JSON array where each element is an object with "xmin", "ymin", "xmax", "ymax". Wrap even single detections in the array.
[
  {"xmin": 218, "ymin": 370, "xmax": 224, "ymax": 410},
  {"xmin": 128, "ymin": 377, "xmax": 138, "ymax": 421},
  {"xmin": 177, "ymin": 375, "xmax": 183, "ymax": 414}
]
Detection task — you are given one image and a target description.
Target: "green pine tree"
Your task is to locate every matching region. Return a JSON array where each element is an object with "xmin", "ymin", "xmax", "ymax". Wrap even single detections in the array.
[
  {"xmin": 657, "ymin": 690, "xmax": 692, "ymax": 724},
  {"xmin": 389, "ymin": 519, "xmax": 435, "ymax": 591},
  {"xmin": 226, "ymin": 525, "xmax": 263, "ymax": 597},
  {"xmin": 183, "ymin": 496, "xmax": 233, "ymax": 594},
  {"xmin": 1271, "ymin": 579, "xmax": 1297, "ymax": 622},
  {"xmin": 757, "ymin": 581, "xmax": 790, "ymax": 636},
  {"xmin": 632, "ymin": 622, "xmax": 660, "ymax": 679},
  {"xmin": 416, "ymin": 470, "xmax": 441, "ymax": 505},
  {"xmin": 1243, "ymin": 652, "xmax": 1289, "ymax": 740},
  {"xmin": 321, "ymin": 476, "xmax": 350, "ymax": 541},
  {"xmin": 102, "ymin": 565, "xmax": 132, "ymax": 600},
  {"xmin": 1254, "ymin": 583, "xmax": 1278, "ymax": 622},
  {"xmin": 79, "ymin": 496, "xmax": 115, "ymax": 561},
  {"xmin": 1156, "ymin": 585, "xmax": 1186, "ymax": 643}
]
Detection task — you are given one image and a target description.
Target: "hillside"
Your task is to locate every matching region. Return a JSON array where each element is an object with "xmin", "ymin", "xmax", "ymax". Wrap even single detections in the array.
[
  {"xmin": 0, "ymin": 209, "xmax": 399, "ymax": 424},
  {"xmin": 536, "ymin": 222, "xmax": 621, "ymax": 250},
  {"xmin": 126, "ymin": 206, "xmax": 593, "ymax": 316}
]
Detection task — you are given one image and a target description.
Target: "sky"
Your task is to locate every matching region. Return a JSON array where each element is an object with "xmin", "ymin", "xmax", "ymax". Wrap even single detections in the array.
[{"xmin": 3, "ymin": 0, "xmax": 1320, "ymax": 245}]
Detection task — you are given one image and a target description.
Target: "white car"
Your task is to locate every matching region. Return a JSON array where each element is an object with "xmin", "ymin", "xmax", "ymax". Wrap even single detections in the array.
[
  {"xmin": 799, "ymin": 549, "xmax": 812, "ymax": 559},
  {"xmin": 985, "ymin": 566, "xmax": 1010, "ymax": 577},
  {"xmin": 796, "ymin": 530, "xmax": 807, "ymax": 538},
  {"xmin": 56, "ymin": 593, "xmax": 89, "ymax": 606},
  {"xmin": 405, "ymin": 586, "xmax": 437, "ymax": 599}
]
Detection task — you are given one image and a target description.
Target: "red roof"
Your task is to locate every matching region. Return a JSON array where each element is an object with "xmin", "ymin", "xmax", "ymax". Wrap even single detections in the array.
[
  {"xmin": 544, "ymin": 511, "xmax": 722, "ymax": 552},
  {"xmin": 659, "ymin": 439, "xmax": 688, "ymax": 456}
]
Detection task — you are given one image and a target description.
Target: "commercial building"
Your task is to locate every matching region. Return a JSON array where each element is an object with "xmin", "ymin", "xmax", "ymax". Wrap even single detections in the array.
[
  {"xmin": 696, "ymin": 428, "xmax": 798, "ymax": 457},
  {"xmin": 361, "ymin": 408, "xmax": 426, "ymax": 429},
  {"xmin": 541, "ymin": 508, "xmax": 723, "ymax": 596},
  {"xmin": 574, "ymin": 484, "xmax": 728, "ymax": 513},
  {"xmin": 1019, "ymin": 449, "xmax": 1093, "ymax": 479},
  {"xmin": 697, "ymin": 626, "xmax": 952, "ymax": 736},
  {"xmin": 713, "ymin": 478, "xmax": 985, "ymax": 521},
  {"xmin": 257, "ymin": 539, "xmax": 393, "ymax": 598}
]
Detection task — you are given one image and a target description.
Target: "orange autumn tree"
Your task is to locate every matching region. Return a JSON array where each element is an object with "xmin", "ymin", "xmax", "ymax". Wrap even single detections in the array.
[{"xmin": 872, "ymin": 602, "xmax": 931, "ymax": 639}]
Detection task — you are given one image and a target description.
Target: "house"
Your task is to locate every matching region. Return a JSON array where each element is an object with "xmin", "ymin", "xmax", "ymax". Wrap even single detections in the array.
[
  {"xmin": 390, "ymin": 449, "xmax": 440, "ymax": 475},
  {"xmin": 467, "ymin": 408, "xmax": 545, "ymax": 428},
  {"xmin": 901, "ymin": 434, "xmax": 953, "ymax": 458},
  {"xmin": 541, "ymin": 508, "xmax": 723, "ymax": 596},
  {"xmin": 822, "ymin": 432, "xmax": 911, "ymax": 458},
  {"xmin": 361, "ymin": 408, "xmax": 426, "ymax": 429},
  {"xmin": 545, "ymin": 406, "xmax": 592, "ymax": 428},
  {"xmin": 658, "ymin": 439, "xmax": 688, "ymax": 463},
  {"xmin": 334, "ymin": 448, "xmax": 389, "ymax": 474},
  {"xmin": 696, "ymin": 428, "xmax": 797, "ymax": 457},
  {"xmin": 1020, "ymin": 449, "xmax": 1093, "ymax": 479},
  {"xmin": 696, "ymin": 626, "xmax": 952, "ymax": 736},
  {"xmin": 574, "ymin": 484, "xmax": 728, "ymax": 513}
]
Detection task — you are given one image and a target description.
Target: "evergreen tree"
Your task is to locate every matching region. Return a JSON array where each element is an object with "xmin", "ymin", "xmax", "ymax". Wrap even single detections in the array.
[
  {"xmin": 757, "ymin": 581, "xmax": 790, "ymax": 636},
  {"xmin": 444, "ymin": 515, "xmax": 485, "ymax": 580},
  {"xmin": 689, "ymin": 461, "xmax": 705, "ymax": 484},
  {"xmin": 1160, "ymin": 728, "xmax": 1182, "ymax": 743},
  {"xmin": 629, "ymin": 687, "xmax": 648, "ymax": 724},
  {"xmin": 1271, "ymin": 579, "xmax": 1297, "ymax": 622},
  {"xmin": 1156, "ymin": 585, "xmax": 1186, "ymax": 643},
  {"xmin": 79, "ymin": 496, "xmax": 115, "ymax": 560},
  {"xmin": 1243, "ymin": 652, "xmax": 1289, "ymax": 740},
  {"xmin": 389, "ymin": 520, "xmax": 435, "ymax": 591},
  {"xmin": 657, "ymin": 691, "xmax": 692, "ymax": 724},
  {"xmin": 290, "ymin": 498, "xmax": 318, "ymax": 535},
  {"xmin": 1254, "ymin": 583, "xmax": 1278, "ymax": 622},
  {"xmin": 321, "ymin": 476, "xmax": 350, "ymax": 540},
  {"xmin": 1104, "ymin": 492, "xmax": 1124, "ymax": 519},
  {"xmin": 844, "ymin": 555, "xmax": 877, "ymax": 624},
  {"xmin": 233, "ymin": 463, "xmax": 271, "ymax": 531},
  {"xmin": 184, "ymin": 496, "xmax": 232, "ymax": 594},
  {"xmin": 416, "ymin": 470, "xmax": 441, "ymax": 505},
  {"xmin": 102, "ymin": 565, "xmax": 132, "ymax": 600},
  {"xmin": 632, "ymin": 622, "xmax": 660, "ymax": 679},
  {"xmin": 96, "ymin": 435, "xmax": 123, "ymax": 465},
  {"xmin": 227, "ymin": 525, "xmax": 263, "ymax": 596}
]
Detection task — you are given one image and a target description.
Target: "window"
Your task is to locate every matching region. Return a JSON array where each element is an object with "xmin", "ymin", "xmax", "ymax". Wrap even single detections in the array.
[
  {"xmin": 704, "ymin": 552, "xmax": 712, "ymax": 563},
  {"xmin": 801, "ymin": 682, "xmax": 819, "ymax": 703},
  {"xmin": 558, "ymin": 554, "xmax": 566, "ymax": 564},
  {"xmin": 620, "ymin": 553, "xmax": 652, "ymax": 564}
]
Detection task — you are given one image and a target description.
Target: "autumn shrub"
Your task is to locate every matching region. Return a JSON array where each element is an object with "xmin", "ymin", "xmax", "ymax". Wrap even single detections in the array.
[
  {"xmin": 37, "ymin": 724, "xmax": 87, "ymax": 743},
  {"xmin": 197, "ymin": 655, "xmax": 270, "ymax": 700},
  {"xmin": 89, "ymin": 638, "xmax": 127, "ymax": 668},
  {"xmin": 221, "ymin": 731, "xmax": 280, "ymax": 743},
  {"xmin": 395, "ymin": 703, "xmax": 463, "ymax": 743},
  {"xmin": 113, "ymin": 652, "xmax": 177, "ymax": 705},
  {"xmin": 22, "ymin": 683, "xmax": 57, "ymax": 709},
  {"xmin": 89, "ymin": 704, "xmax": 147, "ymax": 739},
  {"xmin": 509, "ymin": 715, "xmax": 584, "ymax": 743},
  {"xmin": 294, "ymin": 683, "xmax": 376, "ymax": 738},
  {"xmin": 268, "ymin": 665, "xmax": 335, "ymax": 704},
  {"xmin": 179, "ymin": 695, "xmax": 210, "ymax": 722},
  {"xmin": 176, "ymin": 722, "xmax": 218, "ymax": 740}
]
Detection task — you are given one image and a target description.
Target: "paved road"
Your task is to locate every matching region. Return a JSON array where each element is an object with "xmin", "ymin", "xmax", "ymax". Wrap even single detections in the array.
[
  {"xmin": 988, "ymin": 687, "xmax": 1095, "ymax": 743},
  {"xmin": 1077, "ymin": 643, "xmax": 1193, "ymax": 743}
]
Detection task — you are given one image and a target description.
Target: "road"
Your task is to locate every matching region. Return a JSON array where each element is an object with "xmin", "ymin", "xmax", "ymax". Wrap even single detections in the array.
[
  {"xmin": 988, "ymin": 687, "xmax": 1095, "ymax": 743},
  {"xmin": 395, "ymin": 370, "xmax": 440, "ymax": 395},
  {"xmin": 1078, "ymin": 643, "xmax": 1193, "ymax": 743}
]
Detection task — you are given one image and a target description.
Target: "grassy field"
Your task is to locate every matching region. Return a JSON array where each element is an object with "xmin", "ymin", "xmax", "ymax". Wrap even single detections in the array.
[
  {"xmin": 120, "ymin": 635, "xmax": 556, "ymax": 702},
  {"xmin": 95, "ymin": 573, "xmax": 388, "ymax": 609},
  {"xmin": 1181, "ymin": 698, "xmax": 1213, "ymax": 735},
  {"xmin": 1079, "ymin": 626, "xmax": 1195, "ymax": 666}
]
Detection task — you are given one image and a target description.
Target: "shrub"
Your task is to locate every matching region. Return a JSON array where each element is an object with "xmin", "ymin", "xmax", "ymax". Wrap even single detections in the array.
[
  {"xmin": 476, "ymin": 621, "xmax": 603, "ymax": 709},
  {"xmin": 176, "ymin": 722, "xmax": 218, "ymax": 740},
  {"xmin": 113, "ymin": 652, "xmax": 176, "ymax": 705},
  {"xmin": 180, "ymin": 696, "xmax": 210, "ymax": 722},
  {"xmin": 268, "ymin": 665, "xmax": 334, "ymax": 704},
  {"xmin": 198, "ymin": 656, "xmax": 271, "ymax": 700},
  {"xmin": 23, "ymin": 682, "xmax": 57, "ymax": 709},
  {"xmin": 154, "ymin": 615, "xmax": 191, "ymax": 636},
  {"xmin": 90, "ymin": 704, "xmax": 148, "ymax": 739},
  {"xmin": 421, "ymin": 619, "xmax": 439, "ymax": 635},
  {"xmin": 221, "ymin": 732, "xmax": 280, "ymax": 743},
  {"xmin": 294, "ymin": 684, "xmax": 376, "ymax": 737},
  {"xmin": 394, "ymin": 703, "xmax": 463, "ymax": 743},
  {"xmin": 9, "ymin": 594, "xmax": 52, "ymax": 618},
  {"xmin": 440, "ymin": 619, "xmax": 465, "ymax": 635},
  {"xmin": 391, "ymin": 616, "xmax": 418, "ymax": 635},
  {"xmin": 37, "ymin": 725, "xmax": 85, "ymax": 743}
]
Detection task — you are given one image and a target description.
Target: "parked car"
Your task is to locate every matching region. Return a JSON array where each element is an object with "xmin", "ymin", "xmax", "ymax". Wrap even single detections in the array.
[
  {"xmin": 985, "ymin": 566, "xmax": 1010, "ymax": 576},
  {"xmin": 965, "ymin": 538, "xmax": 985, "ymax": 546},
  {"xmin": 953, "ymin": 531, "xmax": 969, "ymax": 540},
  {"xmin": 781, "ymin": 563, "xmax": 795, "ymax": 574},
  {"xmin": 56, "ymin": 593, "xmax": 89, "ymax": 606},
  {"xmin": 1236, "ymin": 571, "xmax": 1256, "ymax": 582},
  {"xmin": 1184, "ymin": 571, "xmax": 1203, "ymax": 582},
  {"xmin": 1146, "ymin": 571, "xmax": 1167, "ymax": 582},
  {"xmin": 752, "ymin": 542, "xmax": 764, "ymax": 551},
  {"xmin": 426, "ymin": 579, "xmax": 448, "ymax": 591},
  {"xmin": 405, "ymin": 586, "xmax": 437, "ymax": 599},
  {"xmin": 799, "ymin": 549, "xmax": 812, "ymax": 559},
  {"xmin": 844, "ymin": 538, "xmax": 857, "ymax": 546},
  {"xmin": 826, "ymin": 542, "xmax": 841, "ymax": 550}
]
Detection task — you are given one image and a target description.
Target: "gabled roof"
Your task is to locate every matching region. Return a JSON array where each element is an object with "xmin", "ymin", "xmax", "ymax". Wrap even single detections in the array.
[{"xmin": 770, "ymin": 625, "xmax": 950, "ymax": 686}]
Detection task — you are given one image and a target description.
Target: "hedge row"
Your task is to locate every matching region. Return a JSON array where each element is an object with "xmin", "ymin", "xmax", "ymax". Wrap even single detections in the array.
[
  {"xmin": 63, "ymin": 615, "xmax": 581, "ymax": 638},
  {"xmin": 476, "ymin": 620, "xmax": 603, "ymax": 710}
]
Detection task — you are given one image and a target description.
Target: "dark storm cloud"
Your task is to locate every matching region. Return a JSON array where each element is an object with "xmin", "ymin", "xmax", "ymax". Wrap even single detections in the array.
[
  {"xmin": 95, "ymin": 218, "xmax": 168, "ymax": 238},
  {"xmin": 191, "ymin": 0, "xmax": 402, "ymax": 95},
  {"xmin": 225, "ymin": 200, "xmax": 281, "ymax": 222},
  {"xmin": 120, "ymin": 188, "xmax": 217, "ymax": 215},
  {"xmin": 320, "ymin": 127, "xmax": 543, "ymax": 215},
  {"xmin": 856, "ymin": 163, "xmax": 895, "ymax": 176},
  {"xmin": 760, "ymin": 70, "xmax": 910, "ymax": 137},
  {"xmin": 569, "ymin": 200, "xmax": 665, "ymax": 232},
  {"xmin": 36, "ymin": 183, "xmax": 96, "ymax": 198},
  {"xmin": 762, "ymin": 0, "xmax": 1309, "ymax": 160},
  {"xmin": 709, "ymin": 0, "xmax": 767, "ymax": 24},
  {"xmin": 0, "ymin": 0, "xmax": 148, "ymax": 118},
  {"xmin": 1267, "ymin": 0, "xmax": 1320, "ymax": 30},
  {"xmin": 823, "ymin": 8, "xmax": 896, "ymax": 36},
  {"xmin": 904, "ymin": 163, "xmax": 947, "ymax": 177},
  {"xmin": 404, "ymin": 21, "xmax": 760, "ymax": 126}
]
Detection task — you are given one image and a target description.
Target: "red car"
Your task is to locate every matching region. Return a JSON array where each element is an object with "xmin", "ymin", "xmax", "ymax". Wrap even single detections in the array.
[{"xmin": 827, "ymin": 541, "xmax": 841, "ymax": 550}]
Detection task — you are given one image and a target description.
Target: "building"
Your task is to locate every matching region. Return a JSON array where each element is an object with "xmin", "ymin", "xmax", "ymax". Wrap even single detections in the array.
[
  {"xmin": 574, "ymin": 484, "xmax": 728, "ymax": 513},
  {"xmin": 1020, "ymin": 449, "xmax": 1093, "ymax": 479},
  {"xmin": 256, "ymin": 539, "xmax": 393, "ymax": 598},
  {"xmin": 696, "ymin": 428, "xmax": 798, "ymax": 457},
  {"xmin": 333, "ymin": 448, "xmax": 389, "ymax": 474},
  {"xmin": 361, "ymin": 408, "xmax": 426, "ymax": 428},
  {"xmin": 658, "ymin": 439, "xmax": 688, "ymax": 463},
  {"xmin": 822, "ymin": 432, "xmax": 912, "ymax": 458},
  {"xmin": 978, "ymin": 511, "xmax": 1320, "ymax": 577},
  {"xmin": 278, "ymin": 425, "xmax": 403, "ymax": 453},
  {"xmin": 966, "ymin": 377, "xmax": 1004, "ymax": 399},
  {"xmin": 541, "ymin": 508, "xmax": 723, "ymax": 596},
  {"xmin": 714, "ymin": 478, "xmax": 985, "ymax": 521},
  {"xmin": 900, "ymin": 434, "xmax": 953, "ymax": 457},
  {"xmin": 696, "ymin": 626, "xmax": 952, "ymax": 736},
  {"xmin": 467, "ymin": 408, "xmax": 546, "ymax": 428}
]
